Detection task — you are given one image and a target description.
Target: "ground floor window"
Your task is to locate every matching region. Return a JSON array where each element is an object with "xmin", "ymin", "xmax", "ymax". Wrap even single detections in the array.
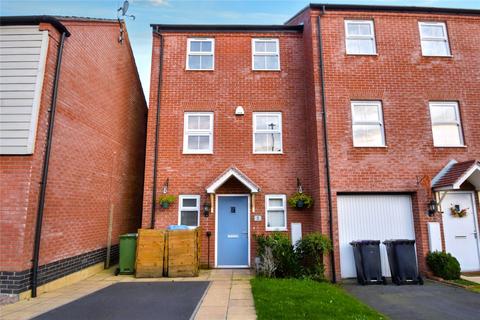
[
  {"xmin": 265, "ymin": 194, "xmax": 287, "ymax": 231},
  {"xmin": 178, "ymin": 195, "xmax": 200, "ymax": 227}
]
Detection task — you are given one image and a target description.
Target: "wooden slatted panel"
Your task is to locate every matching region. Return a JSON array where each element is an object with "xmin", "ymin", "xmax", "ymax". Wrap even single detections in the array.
[
  {"xmin": 166, "ymin": 228, "xmax": 200, "ymax": 277},
  {"xmin": 0, "ymin": 25, "xmax": 48, "ymax": 154},
  {"xmin": 135, "ymin": 229, "xmax": 165, "ymax": 278}
]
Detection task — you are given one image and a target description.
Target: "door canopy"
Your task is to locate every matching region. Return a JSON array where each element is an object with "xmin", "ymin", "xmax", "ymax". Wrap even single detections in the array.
[
  {"xmin": 432, "ymin": 159, "xmax": 480, "ymax": 191},
  {"xmin": 206, "ymin": 166, "xmax": 260, "ymax": 194}
]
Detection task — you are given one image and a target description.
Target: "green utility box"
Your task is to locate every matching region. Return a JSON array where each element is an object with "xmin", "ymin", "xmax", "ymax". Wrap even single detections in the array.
[{"xmin": 116, "ymin": 233, "xmax": 137, "ymax": 275}]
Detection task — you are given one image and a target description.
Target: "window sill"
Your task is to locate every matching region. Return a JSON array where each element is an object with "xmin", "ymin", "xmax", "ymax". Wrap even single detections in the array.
[
  {"xmin": 346, "ymin": 53, "xmax": 378, "ymax": 56},
  {"xmin": 433, "ymin": 145, "xmax": 466, "ymax": 148},
  {"xmin": 185, "ymin": 69, "xmax": 215, "ymax": 71},
  {"xmin": 253, "ymin": 151, "xmax": 284, "ymax": 155},
  {"xmin": 252, "ymin": 69, "xmax": 281, "ymax": 72},
  {"xmin": 421, "ymin": 55, "xmax": 453, "ymax": 58},
  {"xmin": 353, "ymin": 145, "xmax": 387, "ymax": 148},
  {"xmin": 266, "ymin": 228, "xmax": 287, "ymax": 232},
  {"xmin": 183, "ymin": 151, "xmax": 214, "ymax": 155}
]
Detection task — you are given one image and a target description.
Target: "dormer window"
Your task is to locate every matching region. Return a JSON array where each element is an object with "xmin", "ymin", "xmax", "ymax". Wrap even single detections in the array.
[{"xmin": 186, "ymin": 38, "xmax": 214, "ymax": 70}]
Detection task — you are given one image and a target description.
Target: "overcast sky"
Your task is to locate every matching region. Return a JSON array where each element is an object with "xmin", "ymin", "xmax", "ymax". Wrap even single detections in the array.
[{"xmin": 2, "ymin": 0, "xmax": 479, "ymax": 102}]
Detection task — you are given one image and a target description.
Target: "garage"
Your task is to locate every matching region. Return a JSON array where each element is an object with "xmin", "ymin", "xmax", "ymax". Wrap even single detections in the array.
[{"xmin": 338, "ymin": 194, "xmax": 416, "ymax": 278}]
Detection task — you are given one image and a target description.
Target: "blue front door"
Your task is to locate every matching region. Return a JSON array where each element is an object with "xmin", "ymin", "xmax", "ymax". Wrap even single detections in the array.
[{"xmin": 217, "ymin": 196, "xmax": 249, "ymax": 266}]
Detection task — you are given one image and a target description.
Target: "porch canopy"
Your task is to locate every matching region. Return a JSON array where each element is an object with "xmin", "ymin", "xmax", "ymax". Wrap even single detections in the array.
[
  {"xmin": 206, "ymin": 166, "xmax": 260, "ymax": 194},
  {"xmin": 205, "ymin": 166, "xmax": 260, "ymax": 214},
  {"xmin": 432, "ymin": 159, "xmax": 480, "ymax": 191}
]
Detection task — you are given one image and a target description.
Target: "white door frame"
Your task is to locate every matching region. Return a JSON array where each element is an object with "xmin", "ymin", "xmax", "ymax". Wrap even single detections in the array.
[
  {"xmin": 441, "ymin": 191, "xmax": 480, "ymax": 270},
  {"xmin": 215, "ymin": 194, "xmax": 251, "ymax": 268}
]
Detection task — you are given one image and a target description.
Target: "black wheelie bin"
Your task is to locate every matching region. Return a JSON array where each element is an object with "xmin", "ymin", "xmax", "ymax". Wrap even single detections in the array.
[
  {"xmin": 350, "ymin": 240, "xmax": 387, "ymax": 285},
  {"xmin": 384, "ymin": 239, "xmax": 423, "ymax": 285}
]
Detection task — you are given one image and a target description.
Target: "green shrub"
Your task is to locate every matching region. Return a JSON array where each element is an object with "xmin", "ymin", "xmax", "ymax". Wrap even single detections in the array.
[
  {"xmin": 255, "ymin": 233, "xmax": 300, "ymax": 278},
  {"xmin": 426, "ymin": 251, "xmax": 461, "ymax": 280},
  {"xmin": 296, "ymin": 232, "xmax": 332, "ymax": 281}
]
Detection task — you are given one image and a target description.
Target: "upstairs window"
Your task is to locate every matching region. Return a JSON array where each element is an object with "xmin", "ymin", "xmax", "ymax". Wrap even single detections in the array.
[
  {"xmin": 183, "ymin": 112, "xmax": 213, "ymax": 154},
  {"xmin": 345, "ymin": 20, "xmax": 376, "ymax": 55},
  {"xmin": 429, "ymin": 102, "xmax": 464, "ymax": 147},
  {"xmin": 265, "ymin": 195, "xmax": 287, "ymax": 231},
  {"xmin": 351, "ymin": 101, "xmax": 385, "ymax": 147},
  {"xmin": 187, "ymin": 38, "xmax": 214, "ymax": 70},
  {"xmin": 178, "ymin": 195, "xmax": 200, "ymax": 228},
  {"xmin": 252, "ymin": 38, "xmax": 280, "ymax": 71},
  {"xmin": 419, "ymin": 22, "xmax": 450, "ymax": 56},
  {"xmin": 253, "ymin": 112, "xmax": 282, "ymax": 154}
]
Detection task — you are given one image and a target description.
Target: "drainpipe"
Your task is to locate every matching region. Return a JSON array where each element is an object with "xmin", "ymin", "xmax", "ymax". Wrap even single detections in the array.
[
  {"xmin": 31, "ymin": 31, "xmax": 68, "ymax": 298},
  {"xmin": 316, "ymin": 9, "xmax": 336, "ymax": 283},
  {"xmin": 150, "ymin": 28, "xmax": 164, "ymax": 229}
]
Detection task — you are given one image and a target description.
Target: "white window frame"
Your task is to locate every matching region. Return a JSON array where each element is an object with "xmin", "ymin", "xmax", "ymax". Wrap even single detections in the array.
[
  {"xmin": 183, "ymin": 112, "xmax": 214, "ymax": 154},
  {"xmin": 186, "ymin": 38, "xmax": 215, "ymax": 71},
  {"xmin": 252, "ymin": 38, "xmax": 280, "ymax": 71},
  {"xmin": 429, "ymin": 101, "xmax": 464, "ymax": 147},
  {"xmin": 252, "ymin": 112, "xmax": 283, "ymax": 154},
  {"xmin": 351, "ymin": 101, "xmax": 386, "ymax": 147},
  {"xmin": 344, "ymin": 20, "xmax": 377, "ymax": 55},
  {"xmin": 178, "ymin": 195, "xmax": 200, "ymax": 228},
  {"xmin": 419, "ymin": 22, "xmax": 451, "ymax": 57},
  {"xmin": 265, "ymin": 194, "xmax": 287, "ymax": 232}
]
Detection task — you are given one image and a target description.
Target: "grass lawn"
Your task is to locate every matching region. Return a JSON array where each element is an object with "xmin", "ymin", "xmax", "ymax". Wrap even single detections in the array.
[
  {"xmin": 450, "ymin": 278, "xmax": 480, "ymax": 293},
  {"xmin": 251, "ymin": 277, "xmax": 386, "ymax": 320}
]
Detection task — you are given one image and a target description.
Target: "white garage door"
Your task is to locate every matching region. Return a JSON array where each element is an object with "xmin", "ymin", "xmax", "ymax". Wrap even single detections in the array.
[{"xmin": 338, "ymin": 194, "xmax": 416, "ymax": 278}]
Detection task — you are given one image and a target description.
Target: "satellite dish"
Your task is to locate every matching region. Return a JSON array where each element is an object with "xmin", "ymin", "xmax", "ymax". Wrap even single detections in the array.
[{"xmin": 121, "ymin": 1, "xmax": 129, "ymax": 16}]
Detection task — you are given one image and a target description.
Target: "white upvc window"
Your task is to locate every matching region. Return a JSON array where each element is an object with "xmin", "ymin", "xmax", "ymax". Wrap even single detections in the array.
[
  {"xmin": 186, "ymin": 38, "xmax": 214, "ymax": 70},
  {"xmin": 265, "ymin": 195, "xmax": 287, "ymax": 231},
  {"xmin": 351, "ymin": 101, "xmax": 385, "ymax": 147},
  {"xmin": 178, "ymin": 195, "xmax": 200, "ymax": 228},
  {"xmin": 429, "ymin": 102, "xmax": 464, "ymax": 147},
  {"xmin": 252, "ymin": 38, "xmax": 280, "ymax": 71},
  {"xmin": 253, "ymin": 112, "xmax": 282, "ymax": 154},
  {"xmin": 419, "ymin": 22, "xmax": 451, "ymax": 57},
  {"xmin": 345, "ymin": 20, "xmax": 376, "ymax": 55},
  {"xmin": 183, "ymin": 112, "xmax": 213, "ymax": 154}
]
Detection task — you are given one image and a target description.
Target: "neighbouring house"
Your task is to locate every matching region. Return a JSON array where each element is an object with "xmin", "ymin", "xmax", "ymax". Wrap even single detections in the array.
[
  {"xmin": 143, "ymin": 3, "xmax": 480, "ymax": 280},
  {"xmin": 0, "ymin": 16, "xmax": 147, "ymax": 302}
]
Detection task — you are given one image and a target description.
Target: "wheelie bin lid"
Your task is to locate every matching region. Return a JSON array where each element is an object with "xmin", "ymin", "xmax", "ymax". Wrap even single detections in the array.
[
  {"xmin": 120, "ymin": 233, "xmax": 138, "ymax": 239},
  {"xmin": 383, "ymin": 239, "xmax": 415, "ymax": 245},
  {"xmin": 350, "ymin": 240, "xmax": 380, "ymax": 246}
]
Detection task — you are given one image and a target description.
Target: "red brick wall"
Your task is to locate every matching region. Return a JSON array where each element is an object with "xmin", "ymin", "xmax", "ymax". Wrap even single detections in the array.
[
  {"xmin": 143, "ymin": 31, "xmax": 314, "ymax": 266},
  {"xmin": 293, "ymin": 9, "xmax": 480, "ymax": 279},
  {"xmin": 0, "ymin": 20, "xmax": 147, "ymax": 272}
]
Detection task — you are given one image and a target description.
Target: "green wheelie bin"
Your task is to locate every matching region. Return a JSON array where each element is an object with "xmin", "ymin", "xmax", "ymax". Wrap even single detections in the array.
[{"xmin": 116, "ymin": 233, "xmax": 137, "ymax": 275}]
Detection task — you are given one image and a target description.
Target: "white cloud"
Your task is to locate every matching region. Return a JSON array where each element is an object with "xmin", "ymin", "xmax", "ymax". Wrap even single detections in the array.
[{"xmin": 149, "ymin": 0, "xmax": 169, "ymax": 5}]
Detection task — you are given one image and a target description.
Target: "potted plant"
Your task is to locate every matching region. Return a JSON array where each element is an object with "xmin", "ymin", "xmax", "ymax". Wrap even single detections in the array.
[
  {"xmin": 157, "ymin": 194, "xmax": 176, "ymax": 209},
  {"xmin": 287, "ymin": 192, "xmax": 313, "ymax": 209}
]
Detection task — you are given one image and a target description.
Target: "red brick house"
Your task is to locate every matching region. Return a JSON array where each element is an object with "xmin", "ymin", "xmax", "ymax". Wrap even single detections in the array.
[
  {"xmin": 143, "ymin": 4, "xmax": 480, "ymax": 280},
  {"xmin": 0, "ymin": 16, "xmax": 147, "ymax": 301}
]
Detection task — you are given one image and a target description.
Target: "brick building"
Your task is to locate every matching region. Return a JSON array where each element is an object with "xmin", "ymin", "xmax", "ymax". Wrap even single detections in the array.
[
  {"xmin": 144, "ymin": 3, "xmax": 480, "ymax": 280},
  {"xmin": 0, "ymin": 16, "xmax": 147, "ymax": 301}
]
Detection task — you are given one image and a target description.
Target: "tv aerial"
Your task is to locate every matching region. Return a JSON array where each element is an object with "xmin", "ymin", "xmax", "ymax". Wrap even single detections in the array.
[{"xmin": 117, "ymin": 1, "xmax": 135, "ymax": 44}]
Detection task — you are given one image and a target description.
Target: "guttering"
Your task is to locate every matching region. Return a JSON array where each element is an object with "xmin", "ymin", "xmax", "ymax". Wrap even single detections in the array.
[
  {"xmin": 150, "ymin": 27, "xmax": 164, "ymax": 229},
  {"xmin": 285, "ymin": 3, "xmax": 480, "ymax": 25},
  {"xmin": 31, "ymin": 29, "xmax": 69, "ymax": 298},
  {"xmin": 0, "ymin": 15, "xmax": 70, "ymax": 36},
  {"xmin": 316, "ymin": 10, "xmax": 336, "ymax": 283},
  {"xmin": 150, "ymin": 24, "xmax": 303, "ymax": 33}
]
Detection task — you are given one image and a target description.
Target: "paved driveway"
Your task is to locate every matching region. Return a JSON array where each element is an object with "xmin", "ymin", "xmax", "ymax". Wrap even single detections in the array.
[
  {"xmin": 344, "ymin": 280, "xmax": 480, "ymax": 320},
  {"xmin": 32, "ymin": 282, "xmax": 209, "ymax": 320}
]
